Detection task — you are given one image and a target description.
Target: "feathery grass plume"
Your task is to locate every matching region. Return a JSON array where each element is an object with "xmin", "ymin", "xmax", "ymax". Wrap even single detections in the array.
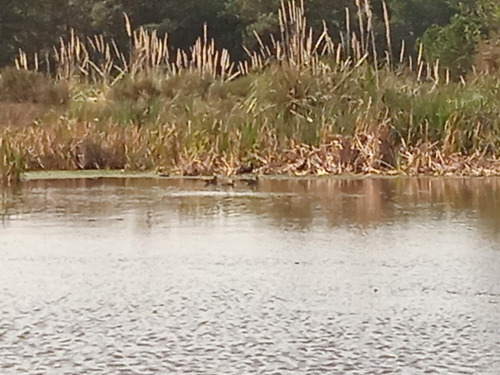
[
  {"xmin": 355, "ymin": 0, "xmax": 365, "ymax": 55},
  {"xmin": 345, "ymin": 8, "xmax": 351, "ymax": 58},
  {"xmin": 382, "ymin": 1, "xmax": 392, "ymax": 67}
]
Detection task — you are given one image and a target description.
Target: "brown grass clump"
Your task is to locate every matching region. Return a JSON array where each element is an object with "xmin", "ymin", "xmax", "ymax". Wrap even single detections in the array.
[
  {"xmin": 475, "ymin": 39, "xmax": 500, "ymax": 73},
  {"xmin": 0, "ymin": 103, "xmax": 47, "ymax": 128},
  {"xmin": 0, "ymin": 67, "xmax": 69, "ymax": 105}
]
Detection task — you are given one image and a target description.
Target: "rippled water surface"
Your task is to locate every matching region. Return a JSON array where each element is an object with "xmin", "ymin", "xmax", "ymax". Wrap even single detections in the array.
[{"xmin": 1, "ymin": 177, "xmax": 499, "ymax": 374}]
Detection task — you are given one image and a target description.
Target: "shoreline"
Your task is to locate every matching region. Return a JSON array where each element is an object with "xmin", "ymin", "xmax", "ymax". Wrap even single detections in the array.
[{"xmin": 20, "ymin": 169, "xmax": 500, "ymax": 182}]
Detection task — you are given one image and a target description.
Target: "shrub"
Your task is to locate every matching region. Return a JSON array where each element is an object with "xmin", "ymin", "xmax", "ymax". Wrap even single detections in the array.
[
  {"xmin": 420, "ymin": 15, "xmax": 484, "ymax": 78},
  {"xmin": 0, "ymin": 67, "xmax": 68, "ymax": 105}
]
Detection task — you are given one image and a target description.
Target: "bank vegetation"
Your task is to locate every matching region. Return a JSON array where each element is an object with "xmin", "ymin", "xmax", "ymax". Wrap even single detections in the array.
[{"xmin": 1, "ymin": 0, "xmax": 500, "ymax": 184}]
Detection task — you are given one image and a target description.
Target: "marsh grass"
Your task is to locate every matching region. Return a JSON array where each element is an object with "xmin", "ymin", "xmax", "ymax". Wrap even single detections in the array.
[
  {"xmin": 1, "ymin": 0, "xmax": 500, "ymax": 184},
  {"xmin": 0, "ymin": 103, "xmax": 48, "ymax": 128}
]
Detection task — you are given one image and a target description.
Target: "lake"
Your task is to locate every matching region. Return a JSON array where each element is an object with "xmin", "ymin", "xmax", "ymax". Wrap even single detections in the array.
[{"xmin": 1, "ymin": 176, "xmax": 499, "ymax": 374}]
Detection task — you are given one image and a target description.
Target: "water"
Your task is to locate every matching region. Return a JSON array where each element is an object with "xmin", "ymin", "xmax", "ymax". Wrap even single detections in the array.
[{"xmin": 1, "ymin": 177, "xmax": 499, "ymax": 374}]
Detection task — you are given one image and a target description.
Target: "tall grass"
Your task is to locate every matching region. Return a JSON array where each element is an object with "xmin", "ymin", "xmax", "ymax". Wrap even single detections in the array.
[{"xmin": 1, "ymin": 0, "xmax": 500, "ymax": 184}]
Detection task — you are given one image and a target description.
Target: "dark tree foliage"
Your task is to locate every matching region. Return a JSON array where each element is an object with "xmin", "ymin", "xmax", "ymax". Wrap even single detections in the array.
[
  {"xmin": 418, "ymin": 0, "xmax": 500, "ymax": 77},
  {"xmin": 387, "ymin": 0, "xmax": 456, "ymax": 55}
]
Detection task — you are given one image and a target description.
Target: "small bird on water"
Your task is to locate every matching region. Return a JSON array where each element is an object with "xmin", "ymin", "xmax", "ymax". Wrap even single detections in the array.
[
  {"xmin": 236, "ymin": 163, "xmax": 254, "ymax": 175},
  {"xmin": 204, "ymin": 175, "xmax": 218, "ymax": 186},
  {"xmin": 204, "ymin": 175, "xmax": 234, "ymax": 187}
]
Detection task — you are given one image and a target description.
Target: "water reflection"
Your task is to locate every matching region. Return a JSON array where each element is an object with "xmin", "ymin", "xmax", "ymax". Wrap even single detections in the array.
[
  {"xmin": 0, "ymin": 177, "xmax": 499, "ymax": 374},
  {"xmin": 2, "ymin": 177, "xmax": 500, "ymax": 238}
]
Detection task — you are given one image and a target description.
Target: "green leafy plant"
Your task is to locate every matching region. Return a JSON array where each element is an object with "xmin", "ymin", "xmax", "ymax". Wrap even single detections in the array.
[{"xmin": 420, "ymin": 15, "xmax": 484, "ymax": 78}]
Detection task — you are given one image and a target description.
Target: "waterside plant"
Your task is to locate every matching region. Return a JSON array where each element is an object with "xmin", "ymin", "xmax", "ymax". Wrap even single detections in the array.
[{"xmin": 1, "ymin": 0, "xmax": 500, "ymax": 185}]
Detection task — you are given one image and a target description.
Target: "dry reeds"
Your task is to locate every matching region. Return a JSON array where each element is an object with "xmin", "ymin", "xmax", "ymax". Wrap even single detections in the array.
[
  {"xmin": 10, "ymin": 0, "xmax": 386, "ymax": 82},
  {"xmin": 1, "ymin": 113, "xmax": 500, "ymax": 185}
]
